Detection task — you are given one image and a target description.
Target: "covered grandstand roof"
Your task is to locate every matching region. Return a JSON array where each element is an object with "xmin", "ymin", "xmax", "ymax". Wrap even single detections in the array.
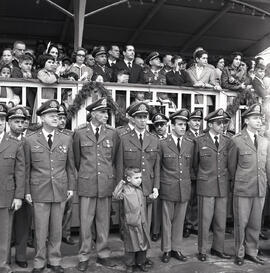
[{"xmin": 1, "ymin": 0, "xmax": 270, "ymax": 56}]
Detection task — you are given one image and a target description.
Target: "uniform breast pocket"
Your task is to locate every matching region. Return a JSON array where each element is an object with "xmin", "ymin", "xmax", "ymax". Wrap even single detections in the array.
[
  {"xmin": 145, "ymin": 147, "xmax": 158, "ymax": 158},
  {"xmin": 3, "ymin": 153, "xmax": 16, "ymax": 167},
  {"xmin": 81, "ymin": 142, "xmax": 93, "ymax": 152},
  {"xmin": 31, "ymin": 148, "xmax": 44, "ymax": 161},
  {"xmin": 103, "ymin": 139, "xmax": 113, "ymax": 156},
  {"xmin": 124, "ymin": 149, "xmax": 137, "ymax": 159},
  {"xmin": 239, "ymin": 152, "xmax": 253, "ymax": 169},
  {"xmin": 199, "ymin": 151, "xmax": 212, "ymax": 168}
]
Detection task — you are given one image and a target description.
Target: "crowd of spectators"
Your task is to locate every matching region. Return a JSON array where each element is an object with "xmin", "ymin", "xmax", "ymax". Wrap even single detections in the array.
[{"xmin": 0, "ymin": 40, "xmax": 270, "ymax": 108}]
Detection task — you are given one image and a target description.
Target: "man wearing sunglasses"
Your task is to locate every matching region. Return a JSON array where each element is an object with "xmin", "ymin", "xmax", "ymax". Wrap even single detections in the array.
[{"xmin": 194, "ymin": 108, "xmax": 232, "ymax": 262}]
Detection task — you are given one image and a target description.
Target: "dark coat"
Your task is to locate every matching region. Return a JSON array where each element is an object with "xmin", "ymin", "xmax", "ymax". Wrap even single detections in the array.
[
  {"xmin": 194, "ymin": 132, "xmax": 230, "ymax": 197},
  {"xmin": 166, "ymin": 70, "xmax": 189, "ymax": 86},
  {"xmin": 112, "ymin": 60, "xmax": 145, "ymax": 84},
  {"xmin": 0, "ymin": 133, "xmax": 25, "ymax": 208},
  {"xmin": 159, "ymin": 135, "xmax": 194, "ymax": 202},
  {"xmin": 228, "ymin": 128, "xmax": 270, "ymax": 197},
  {"xmin": 92, "ymin": 64, "xmax": 112, "ymax": 82}
]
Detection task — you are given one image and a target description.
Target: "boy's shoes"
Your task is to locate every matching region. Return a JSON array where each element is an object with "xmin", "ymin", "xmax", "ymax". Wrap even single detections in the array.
[
  {"xmin": 137, "ymin": 264, "xmax": 149, "ymax": 272},
  {"xmin": 234, "ymin": 256, "xmax": 244, "ymax": 266},
  {"xmin": 197, "ymin": 253, "xmax": 207, "ymax": 261},
  {"xmin": 171, "ymin": 251, "xmax": 187, "ymax": 261},
  {"xmin": 161, "ymin": 252, "xmax": 171, "ymax": 263},
  {"xmin": 183, "ymin": 228, "xmax": 190, "ymax": 238},
  {"xmin": 15, "ymin": 260, "xmax": 28, "ymax": 268},
  {"xmin": 77, "ymin": 261, "xmax": 89, "ymax": 272},
  {"xmin": 145, "ymin": 258, "xmax": 153, "ymax": 266},
  {"xmin": 151, "ymin": 233, "xmax": 159, "ymax": 241},
  {"xmin": 62, "ymin": 236, "xmax": 75, "ymax": 245}
]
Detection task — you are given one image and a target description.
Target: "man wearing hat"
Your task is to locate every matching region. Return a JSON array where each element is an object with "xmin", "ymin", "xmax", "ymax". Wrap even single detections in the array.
[
  {"xmin": 92, "ymin": 46, "xmax": 112, "ymax": 82},
  {"xmin": 7, "ymin": 106, "xmax": 31, "ymax": 268},
  {"xmin": 228, "ymin": 104, "xmax": 270, "ymax": 266},
  {"xmin": 57, "ymin": 105, "xmax": 76, "ymax": 246},
  {"xmin": 144, "ymin": 52, "xmax": 166, "ymax": 85},
  {"xmin": 183, "ymin": 109, "xmax": 203, "ymax": 238},
  {"xmin": 194, "ymin": 108, "xmax": 231, "ymax": 262},
  {"xmin": 223, "ymin": 111, "xmax": 234, "ymax": 137},
  {"xmin": 150, "ymin": 113, "xmax": 169, "ymax": 242},
  {"xmin": 116, "ymin": 101, "xmax": 160, "ymax": 267},
  {"xmin": 159, "ymin": 109, "xmax": 194, "ymax": 263},
  {"xmin": 24, "ymin": 99, "xmax": 76, "ymax": 273},
  {"xmin": 112, "ymin": 45, "xmax": 145, "ymax": 83},
  {"xmin": 73, "ymin": 98, "xmax": 119, "ymax": 271},
  {"xmin": 0, "ymin": 103, "xmax": 25, "ymax": 273}
]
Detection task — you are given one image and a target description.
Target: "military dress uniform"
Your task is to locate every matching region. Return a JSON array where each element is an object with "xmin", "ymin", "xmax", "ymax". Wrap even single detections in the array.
[
  {"xmin": 159, "ymin": 109, "xmax": 194, "ymax": 262},
  {"xmin": 194, "ymin": 109, "xmax": 231, "ymax": 260},
  {"xmin": 183, "ymin": 110, "xmax": 203, "ymax": 236},
  {"xmin": 228, "ymin": 104, "xmax": 270, "ymax": 265},
  {"xmin": 73, "ymin": 99, "xmax": 119, "ymax": 264},
  {"xmin": 116, "ymin": 102, "xmax": 160, "ymax": 234},
  {"xmin": 24, "ymin": 100, "xmax": 76, "ymax": 270},
  {"xmin": 0, "ymin": 104, "xmax": 25, "ymax": 273}
]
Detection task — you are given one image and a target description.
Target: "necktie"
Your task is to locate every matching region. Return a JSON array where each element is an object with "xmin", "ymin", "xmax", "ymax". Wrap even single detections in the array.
[
  {"xmin": 95, "ymin": 127, "xmax": 99, "ymax": 141},
  {"xmin": 195, "ymin": 131, "xmax": 198, "ymax": 137},
  {"xmin": 254, "ymin": 134, "xmax": 258, "ymax": 150},
  {"xmin": 177, "ymin": 138, "xmax": 181, "ymax": 152},
  {"xmin": 214, "ymin": 135, "xmax": 219, "ymax": 148},
  {"xmin": 48, "ymin": 134, "xmax": 53, "ymax": 149},
  {"xmin": 128, "ymin": 62, "xmax": 132, "ymax": 69},
  {"xmin": 139, "ymin": 133, "xmax": 143, "ymax": 146}
]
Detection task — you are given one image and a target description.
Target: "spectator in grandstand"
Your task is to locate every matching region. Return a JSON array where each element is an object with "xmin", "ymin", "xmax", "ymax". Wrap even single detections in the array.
[
  {"xmin": 186, "ymin": 50, "xmax": 221, "ymax": 90},
  {"xmin": 92, "ymin": 46, "xmax": 112, "ymax": 82},
  {"xmin": 135, "ymin": 57, "xmax": 145, "ymax": 68},
  {"xmin": 157, "ymin": 92, "xmax": 177, "ymax": 110},
  {"xmin": 221, "ymin": 52, "xmax": 247, "ymax": 91},
  {"xmin": 212, "ymin": 56, "xmax": 225, "ymax": 85},
  {"xmin": 161, "ymin": 54, "xmax": 173, "ymax": 74},
  {"xmin": 107, "ymin": 45, "xmax": 120, "ymax": 68},
  {"xmin": 255, "ymin": 56, "xmax": 265, "ymax": 66},
  {"xmin": 63, "ymin": 72, "xmax": 79, "ymax": 81},
  {"xmin": 166, "ymin": 55, "xmax": 188, "ymax": 86},
  {"xmin": 116, "ymin": 69, "xmax": 130, "ymax": 83},
  {"xmin": 263, "ymin": 64, "xmax": 270, "ymax": 92},
  {"xmin": 112, "ymin": 45, "xmax": 145, "ymax": 83},
  {"xmin": 68, "ymin": 47, "xmax": 93, "ymax": 81},
  {"xmin": 1, "ymin": 48, "xmax": 13, "ymax": 68},
  {"xmin": 12, "ymin": 41, "xmax": 26, "ymax": 68},
  {"xmin": 0, "ymin": 65, "xmax": 20, "ymax": 106},
  {"xmin": 252, "ymin": 64, "xmax": 267, "ymax": 98},
  {"xmin": 85, "ymin": 54, "xmax": 95, "ymax": 68},
  {"xmin": 144, "ymin": 52, "xmax": 166, "ymax": 85},
  {"xmin": 11, "ymin": 54, "xmax": 35, "ymax": 79},
  {"xmin": 47, "ymin": 43, "xmax": 59, "ymax": 61}
]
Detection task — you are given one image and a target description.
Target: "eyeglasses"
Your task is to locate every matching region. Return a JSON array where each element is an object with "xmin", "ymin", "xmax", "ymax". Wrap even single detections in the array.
[
  {"xmin": 214, "ymin": 120, "xmax": 229, "ymax": 126},
  {"xmin": 154, "ymin": 122, "xmax": 166, "ymax": 127},
  {"xmin": 77, "ymin": 54, "xmax": 85, "ymax": 57}
]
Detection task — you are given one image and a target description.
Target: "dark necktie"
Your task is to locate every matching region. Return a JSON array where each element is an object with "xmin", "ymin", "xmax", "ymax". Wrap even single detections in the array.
[
  {"xmin": 214, "ymin": 135, "xmax": 219, "ymax": 149},
  {"xmin": 195, "ymin": 131, "xmax": 198, "ymax": 137},
  {"xmin": 177, "ymin": 137, "xmax": 181, "ymax": 152},
  {"xmin": 128, "ymin": 62, "xmax": 132, "ymax": 69},
  {"xmin": 254, "ymin": 134, "xmax": 258, "ymax": 150},
  {"xmin": 139, "ymin": 133, "xmax": 143, "ymax": 146},
  {"xmin": 95, "ymin": 127, "xmax": 99, "ymax": 141},
  {"xmin": 48, "ymin": 134, "xmax": 53, "ymax": 149}
]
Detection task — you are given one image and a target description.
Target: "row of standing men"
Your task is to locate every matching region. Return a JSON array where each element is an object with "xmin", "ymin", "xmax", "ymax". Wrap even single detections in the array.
[{"xmin": 0, "ymin": 98, "xmax": 269, "ymax": 273}]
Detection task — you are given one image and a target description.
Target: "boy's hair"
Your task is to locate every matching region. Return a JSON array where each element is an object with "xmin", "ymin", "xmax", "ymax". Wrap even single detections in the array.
[
  {"xmin": 0, "ymin": 64, "xmax": 11, "ymax": 73},
  {"xmin": 125, "ymin": 167, "xmax": 141, "ymax": 179},
  {"xmin": 19, "ymin": 54, "xmax": 33, "ymax": 63},
  {"xmin": 255, "ymin": 63, "xmax": 266, "ymax": 71},
  {"xmin": 117, "ymin": 69, "xmax": 130, "ymax": 77}
]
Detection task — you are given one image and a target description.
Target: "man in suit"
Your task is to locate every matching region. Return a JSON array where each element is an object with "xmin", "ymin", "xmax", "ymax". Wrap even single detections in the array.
[
  {"xmin": 112, "ymin": 45, "xmax": 145, "ymax": 83},
  {"xmin": 73, "ymin": 98, "xmax": 119, "ymax": 272},
  {"xmin": 92, "ymin": 46, "xmax": 112, "ymax": 82},
  {"xmin": 0, "ymin": 103, "xmax": 25, "ymax": 273},
  {"xmin": 7, "ymin": 106, "xmax": 31, "ymax": 269},
  {"xmin": 107, "ymin": 45, "xmax": 120, "ymax": 68},
  {"xmin": 183, "ymin": 110, "xmax": 203, "ymax": 238},
  {"xmin": 228, "ymin": 104, "xmax": 270, "ymax": 266},
  {"xmin": 57, "ymin": 105, "xmax": 76, "ymax": 246},
  {"xmin": 166, "ymin": 55, "xmax": 188, "ymax": 86},
  {"xmin": 159, "ymin": 109, "xmax": 194, "ymax": 263},
  {"xmin": 194, "ymin": 108, "xmax": 231, "ymax": 262},
  {"xmin": 252, "ymin": 64, "xmax": 268, "ymax": 99},
  {"xmin": 116, "ymin": 101, "xmax": 160, "ymax": 267},
  {"xmin": 25, "ymin": 100, "xmax": 76, "ymax": 273},
  {"xmin": 151, "ymin": 113, "xmax": 169, "ymax": 242}
]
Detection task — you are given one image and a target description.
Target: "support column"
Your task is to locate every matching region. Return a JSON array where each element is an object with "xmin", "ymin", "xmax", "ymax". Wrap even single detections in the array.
[{"xmin": 73, "ymin": 0, "xmax": 87, "ymax": 50}]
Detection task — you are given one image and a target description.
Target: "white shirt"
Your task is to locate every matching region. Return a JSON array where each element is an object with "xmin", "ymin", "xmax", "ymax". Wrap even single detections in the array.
[
  {"xmin": 134, "ymin": 129, "xmax": 145, "ymax": 141},
  {"xmin": 195, "ymin": 64, "xmax": 204, "ymax": 79},
  {"xmin": 0, "ymin": 131, "xmax": 4, "ymax": 143},
  {"xmin": 246, "ymin": 128, "xmax": 258, "ymax": 145},
  {"xmin": 189, "ymin": 128, "xmax": 199, "ymax": 137},
  {"xmin": 108, "ymin": 59, "xmax": 116, "ymax": 67},
  {"xmin": 128, "ymin": 123, "xmax": 134, "ymax": 131},
  {"xmin": 209, "ymin": 131, "xmax": 219, "ymax": 144},
  {"xmin": 124, "ymin": 59, "xmax": 133, "ymax": 68},
  {"xmin": 171, "ymin": 133, "xmax": 182, "ymax": 147},
  {"xmin": 42, "ymin": 128, "xmax": 55, "ymax": 142},
  {"xmin": 90, "ymin": 122, "xmax": 101, "ymax": 135}
]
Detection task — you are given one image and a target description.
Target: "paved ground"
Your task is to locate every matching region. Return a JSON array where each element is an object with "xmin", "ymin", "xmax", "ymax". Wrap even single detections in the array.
[{"xmin": 11, "ymin": 230, "xmax": 270, "ymax": 273}]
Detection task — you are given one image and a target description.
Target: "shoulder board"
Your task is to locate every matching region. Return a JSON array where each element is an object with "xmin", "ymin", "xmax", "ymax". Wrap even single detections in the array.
[
  {"xmin": 222, "ymin": 133, "xmax": 230, "ymax": 139},
  {"xmin": 232, "ymin": 132, "xmax": 242, "ymax": 138},
  {"xmin": 26, "ymin": 130, "xmax": 39, "ymax": 137},
  {"xmin": 6, "ymin": 135, "xmax": 19, "ymax": 142},
  {"xmin": 184, "ymin": 136, "xmax": 194, "ymax": 143},
  {"xmin": 61, "ymin": 129, "xmax": 73, "ymax": 135},
  {"xmin": 76, "ymin": 123, "xmax": 88, "ymax": 130},
  {"xmin": 105, "ymin": 124, "xmax": 114, "ymax": 130},
  {"xmin": 197, "ymin": 133, "xmax": 206, "ymax": 138}
]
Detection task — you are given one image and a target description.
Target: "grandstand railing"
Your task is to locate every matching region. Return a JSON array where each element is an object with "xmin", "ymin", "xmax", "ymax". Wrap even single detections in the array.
[{"xmin": 0, "ymin": 78, "xmax": 241, "ymax": 132}]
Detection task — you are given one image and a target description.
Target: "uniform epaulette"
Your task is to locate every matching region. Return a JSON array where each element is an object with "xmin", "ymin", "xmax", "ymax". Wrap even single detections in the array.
[
  {"xmin": 222, "ymin": 133, "xmax": 230, "ymax": 139},
  {"xmin": 26, "ymin": 130, "xmax": 39, "ymax": 137},
  {"xmin": 61, "ymin": 129, "xmax": 73, "ymax": 135},
  {"xmin": 105, "ymin": 124, "xmax": 114, "ymax": 130},
  {"xmin": 232, "ymin": 132, "xmax": 242, "ymax": 138},
  {"xmin": 197, "ymin": 133, "xmax": 206, "ymax": 138},
  {"xmin": 6, "ymin": 135, "xmax": 20, "ymax": 142},
  {"xmin": 148, "ymin": 131, "xmax": 159, "ymax": 138},
  {"xmin": 184, "ymin": 136, "xmax": 194, "ymax": 142},
  {"xmin": 76, "ymin": 123, "xmax": 88, "ymax": 130}
]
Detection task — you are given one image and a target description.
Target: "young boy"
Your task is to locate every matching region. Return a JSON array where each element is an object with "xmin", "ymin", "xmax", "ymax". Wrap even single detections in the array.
[
  {"xmin": 113, "ymin": 168, "xmax": 151, "ymax": 273},
  {"xmin": 11, "ymin": 54, "xmax": 35, "ymax": 79},
  {"xmin": 252, "ymin": 63, "xmax": 267, "ymax": 98}
]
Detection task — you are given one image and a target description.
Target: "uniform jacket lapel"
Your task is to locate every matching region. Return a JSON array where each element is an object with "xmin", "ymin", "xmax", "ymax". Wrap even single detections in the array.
[
  {"xmin": 205, "ymin": 132, "xmax": 218, "ymax": 151},
  {"xmin": 51, "ymin": 130, "xmax": 61, "ymax": 151},
  {"xmin": 86, "ymin": 125, "xmax": 97, "ymax": 143},
  {"xmin": 36, "ymin": 130, "xmax": 50, "ymax": 150},
  {"xmin": 142, "ymin": 132, "xmax": 151, "ymax": 150},
  {"xmin": 242, "ymin": 128, "xmax": 256, "ymax": 152},
  {"xmin": 167, "ymin": 135, "xmax": 179, "ymax": 155},
  {"xmin": 97, "ymin": 125, "xmax": 106, "ymax": 144},
  {"xmin": 0, "ymin": 133, "xmax": 10, "ymax": 153},
  {"xmin": 129, "ymin": 130, "xmax": 142, "ymax": 150},
  {"xmin": 218, "ymin": 134, "xmax": 226, "ymax": 151}
]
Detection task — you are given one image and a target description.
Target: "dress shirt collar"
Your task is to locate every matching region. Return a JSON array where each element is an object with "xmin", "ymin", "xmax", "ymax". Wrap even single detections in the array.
[
  {"xmin": 73, "ymin": 63, "xmax": 86, "ymax": 69},
  {"xmin": 171, "ymin": 133, "xmax": 182, "ymax": 146},
  {"xmin": 128, "ymin": 123, "xmax": 134, "ymax": 131},
  {"xmin": 246, "ymin": 128, "xmax": 258, "ymax": 143},
  {"xmin": 124, "ymin": 59, "xmax": 133, "ymax": 67},
  {"xmin": 42, "ymin": 128, "xmax": 55, "ymax": 142},
  {"xmin": 189, "ymin": 128, "xmax": 199, "ymax": 137},
  {"xmin": 134, "ymin": 129, "xmax": 145, "ymax": 140},
  {"xmin": 108, "ymin": 59, "xmax": 116, "ymax": 66},
  {"xmin": 0, "ymin": 131, "xmax": 4, "ymax": 143},
  {"xmin": 209, "ymin": 131, "xmax": 219, "ymax": 143},
  {"xmin": 90, "ymin": 122, "xmax": 101, "ymax": 134}
]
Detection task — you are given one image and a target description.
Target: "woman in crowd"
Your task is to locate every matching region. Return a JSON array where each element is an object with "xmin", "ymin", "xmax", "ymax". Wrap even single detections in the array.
[
  {"xmin": 221, "ymin": 52, "xmax": 247, "ymax": 91},
  {"xmin": 212, "ymin": 56, "xmax": 225, "ymax": 85},
  {"xmin": 67, "ymin": 47, "xmax": 93, "ymax": 81},
  {"xmin": 0, "ymin": 48, "xmax": 13, "ymax": 69}
]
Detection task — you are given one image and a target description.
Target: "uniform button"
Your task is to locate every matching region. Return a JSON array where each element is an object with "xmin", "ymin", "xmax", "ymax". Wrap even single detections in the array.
[
  {"xmin": 98, "ymin": 163, "xmax": 100, "ymax": 165},
  {"xmin": 142, "ymin": 169, "xmax": 145, "ymax": 172},
  {"xmin": 97, "ymin": 145, "xmax": 100, "ymax": 148},
  {"xmin": 142, "ymin": 162, "xmax": 145, "ymax": 165},
  {"xmin": 180, "ymin": 171, "xmax": 182, "ymax": 173},
  {"xmin": 142, "ymin": 156, "xmax": 144, "ymax": 159},
  {"xmin": 98, "ymin": 172, "xmax": 101, "ymax": 174},
  {"xmin": 51, "ymin": 159, "xmax": 53, "ymax": 162},
  {"xmin": 51, "ymin": 168, "xmax": 54, "ymax": 170},
  {"xmin": 51, "ymin": 176, "xmax": 54, "ymax": 179},
  {"xmin": 97, "ymin": 154, "xmax": 100, "ymax": 156}
]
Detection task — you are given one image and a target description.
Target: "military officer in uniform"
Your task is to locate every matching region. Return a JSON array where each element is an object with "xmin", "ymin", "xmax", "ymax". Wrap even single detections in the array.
[
  {"xmin": 194, "ymin": 108, "xmax": 232, "ymax": 262},
  {"xmin": 159, "ymin": 109, "xmax": 194, "ymax": 263},
  {"xmin": 151, "ymin": 113, "xmax": 169, "ymax": 242},
  {"xmin": 7, "ymin": 106, "xmax": 31, "ymax": 268},
  {"xmin": 0, "ymin": 103, "xmax": 25, "ymax": 273},
  {"xmin": 25, "ymin": 100, "xmax": 76, "ymax": 273},
  {"xmin": 116, "ymin": 101, "xmax": 160, "ymax": 267},
  {"xmin": 73, "ymin": 98, "xmax": 119, "ymax": 272},
  {"xmin": 183, "ymin": 109, "xmax": 203, "ymax": 238},
  {"xmin": 228, "ymin": 104, "xmax": 270, "ymax": 266},
  {"xmin": 57, "ymin": 105, "xmax": 76, "ymax": 245}
]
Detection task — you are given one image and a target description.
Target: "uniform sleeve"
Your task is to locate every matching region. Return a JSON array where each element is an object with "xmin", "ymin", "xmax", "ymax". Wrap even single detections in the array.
[
  {"xmin": 15, "ymin": 143, "xmax": 25, "ymax": 199},
  {"xmin": 115, "ymin": 137, "xmax": 125, "ymax": 184},
  {"xmin": 193, "ymin": 139, "xmax": 200, "ymax": 178},
  {"xmin": 66, "ymin": 136, "xmax": 76, "ymax": 191},
  {"xmin": 228, "ymin": 138, "xmax": 238, "ymax": 184},
  {"xmin": 153, "ymin": 140, "xmax": 160, "ymax": 190},
  {"xmin": 266, "ymin": 140, "xmax": 270, "ymax": 187},
  {"xmin": 24, "ymin": 138, "xmax": 31, "ymax": 195},
  {"xmin": 73, "ymin": 130, "xmax": 81, "ymax": 171}
]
